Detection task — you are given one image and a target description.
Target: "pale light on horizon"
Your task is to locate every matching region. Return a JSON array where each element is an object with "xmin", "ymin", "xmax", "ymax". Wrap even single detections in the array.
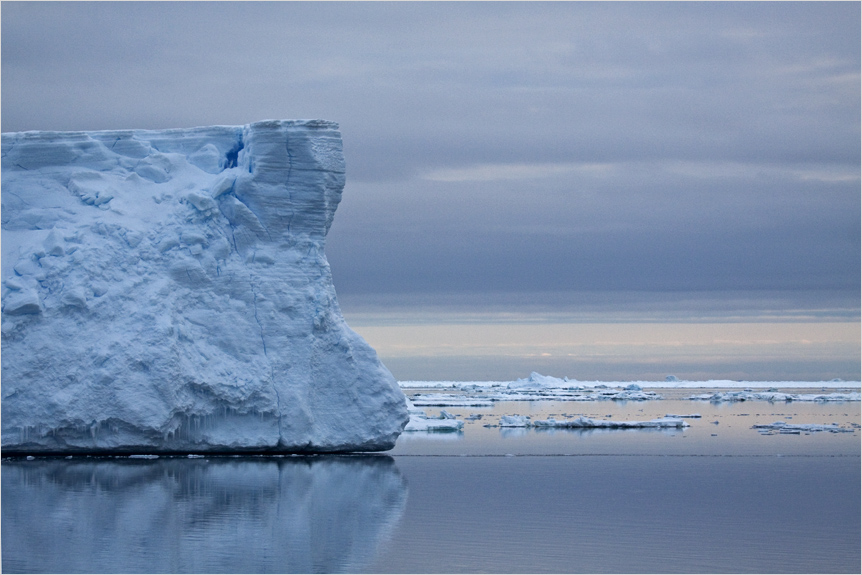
[{"xmin": 348, "ymin": 320, "xmax": 860, "ymax": 382}]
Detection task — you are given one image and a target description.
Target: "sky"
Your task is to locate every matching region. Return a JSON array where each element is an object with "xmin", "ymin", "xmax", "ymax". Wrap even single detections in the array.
[{"xmin": 2, "ymin": 1, "xmax": 860, "ymax": 381}]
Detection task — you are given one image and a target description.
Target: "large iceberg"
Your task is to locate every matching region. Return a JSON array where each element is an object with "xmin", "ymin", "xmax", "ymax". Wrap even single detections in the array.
[{"xmin": 1, "ymin": 120, "xmax": 408, "ymax": 453}]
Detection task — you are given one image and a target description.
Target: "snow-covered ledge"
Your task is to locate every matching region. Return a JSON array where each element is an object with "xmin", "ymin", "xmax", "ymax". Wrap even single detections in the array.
[{"xmin": 1, "ymin": 120, "xmax": 408, "ymax": 453}]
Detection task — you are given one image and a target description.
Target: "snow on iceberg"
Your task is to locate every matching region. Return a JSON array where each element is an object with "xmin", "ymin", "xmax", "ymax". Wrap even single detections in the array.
[{"xmin": 1, "ymin": 120, "xmax": 408, "ymax": 453}]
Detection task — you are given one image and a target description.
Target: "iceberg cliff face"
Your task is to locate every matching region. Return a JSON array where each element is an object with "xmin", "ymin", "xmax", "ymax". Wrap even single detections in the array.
[{"xmin": 1, "ymin": 120, "xmax": 408, "ymax": 453}]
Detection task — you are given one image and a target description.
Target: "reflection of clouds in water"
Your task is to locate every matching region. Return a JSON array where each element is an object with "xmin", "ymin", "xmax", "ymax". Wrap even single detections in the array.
[{"xmin": 1, "ymin": 456, "xmax": 407, "ymax": 574}]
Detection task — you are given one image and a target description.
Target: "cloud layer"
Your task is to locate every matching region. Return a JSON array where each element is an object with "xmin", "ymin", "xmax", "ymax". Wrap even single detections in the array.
[{"xmin": 3, "ymin": 2, "xmax": 859, "ymax": 312}]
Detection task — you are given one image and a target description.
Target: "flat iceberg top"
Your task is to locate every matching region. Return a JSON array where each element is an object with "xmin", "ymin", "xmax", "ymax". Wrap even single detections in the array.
[
  {"xmin": 2, "ymin": 120, "xmax": 408, "ymax": 453},
  {"xmin": 3, "ymin": 119, "xmax": 339, "ymax": 138}
]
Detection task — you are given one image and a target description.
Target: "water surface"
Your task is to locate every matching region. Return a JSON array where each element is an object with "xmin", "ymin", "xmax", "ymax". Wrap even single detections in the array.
[{"xmin": 3, "ymin": 391, "xmax": 860, "ymax": 573}]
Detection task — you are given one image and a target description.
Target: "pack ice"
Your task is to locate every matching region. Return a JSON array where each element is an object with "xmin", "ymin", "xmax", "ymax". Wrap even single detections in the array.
[{"xmin": 1, "ymin": 120, "xmax": 408, "ymax": 453}]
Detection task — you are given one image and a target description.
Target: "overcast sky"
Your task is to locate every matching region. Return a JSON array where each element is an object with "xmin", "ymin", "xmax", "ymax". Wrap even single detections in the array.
[
  {"xmin": 2, "ymin": 2, "xmax": 860, "ymax": 379},
  {"xmin": 0, "ymin": 1, "xmax": 862, "ymax": 379}
]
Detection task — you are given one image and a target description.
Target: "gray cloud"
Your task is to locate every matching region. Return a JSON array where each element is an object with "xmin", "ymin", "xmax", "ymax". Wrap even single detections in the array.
[{"xmin": 2, "ymin": 1, "xmax": 859, "ymax": 312}]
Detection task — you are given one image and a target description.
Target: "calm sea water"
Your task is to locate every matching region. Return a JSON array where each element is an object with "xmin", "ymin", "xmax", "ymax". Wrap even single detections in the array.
[{"xmin": 3, "ymin": 396, "xmax": 860, "ymax": 573}]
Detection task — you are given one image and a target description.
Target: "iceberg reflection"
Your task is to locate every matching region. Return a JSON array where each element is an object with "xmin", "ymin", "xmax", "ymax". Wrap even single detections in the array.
[{"xmin": 1, "ymin": 455, "xmax": 407, "ymax": 574}]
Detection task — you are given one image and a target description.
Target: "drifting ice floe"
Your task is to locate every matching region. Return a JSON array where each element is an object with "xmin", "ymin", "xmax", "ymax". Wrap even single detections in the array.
[
  {"xmin": 752, "ymin": 421, "xmax": 855, "ymax": 434},
  {"xmin": 407, "ymin": 375, "xmax": 662, "ymax": 406},
  {"xmin": 497, "ymin": 415, "xmax": 689, "ymax": 429},
  {"xmin": 408, "ymin": 389, "xmax": 661, "ymax": 404},
  {"xmin": 403, "ymin": 416, "xmax": 464, "ymax": 433},
  {"xmin": 401, "ymin": 375, "xmax": 861, "ymax": 390},
  {"xmin": 409, "ymin": 396, "xmax": 495, "ymax": 407},
  {"xmin": 690, "ymin": 391, "xmax": 861, "ymax": 403},
  {"xmin": 1, "ymin": 120, "xmax": 408, "ymax": 453},
  {"xmin": 403, "ymin": 400, "xmax": 464, "ymax": 432},
  {"xmin": 499, "ymin": 415, "xmax": 531, "ymax": 427}
]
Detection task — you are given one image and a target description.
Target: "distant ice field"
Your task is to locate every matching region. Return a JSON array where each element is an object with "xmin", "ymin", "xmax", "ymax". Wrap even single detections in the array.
[
  {"xmin": 394, "ymin": 373, "xmax": 861, "ymax": 457},
  {"xmin": 400, "ymin": 379, "xmax": 861, "ymax": 389}
]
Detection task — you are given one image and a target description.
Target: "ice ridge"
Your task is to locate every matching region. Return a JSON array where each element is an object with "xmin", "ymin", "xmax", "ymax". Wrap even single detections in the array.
[{"xmin": 1, "ymin": 120, "xmax": 409, "ymax": 453}]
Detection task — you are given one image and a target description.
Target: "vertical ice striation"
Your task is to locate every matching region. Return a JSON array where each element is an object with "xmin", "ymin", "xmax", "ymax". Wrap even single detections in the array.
[{"xmin": 1, "ymin": 120, "xmax": 409, "ymax": 453}]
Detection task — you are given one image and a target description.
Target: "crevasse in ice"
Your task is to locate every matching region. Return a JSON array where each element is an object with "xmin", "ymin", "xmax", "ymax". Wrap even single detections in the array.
[{"xmin": 1, "ymin": 120, "xmax": 408, "ymax": 453}]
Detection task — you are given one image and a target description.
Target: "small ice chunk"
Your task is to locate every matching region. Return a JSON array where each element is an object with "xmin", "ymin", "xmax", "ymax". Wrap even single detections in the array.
[
  {"xmin": 403, "ymin": 400, "xmax": 464, "ymax": 432},
  {"xmin": 3, "ymin": 290, "xmax": 42, "ymax": 315},
  {"xmin": 499, "ymin": 415, "xmax": 531, "ymax": 427},
  {"xmin": 403, "ymin": 417, "xmax": 464, "ymax": 432}
]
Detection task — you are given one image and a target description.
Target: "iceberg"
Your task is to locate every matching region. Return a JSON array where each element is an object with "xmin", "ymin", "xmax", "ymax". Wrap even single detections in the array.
[
  {"xmin": 508, "ymin": 371, "xmax": 573, "ymax": 389},
  {"xmin": 1, "ymin": 120, "xmax": 408, "ymax": 453}
]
